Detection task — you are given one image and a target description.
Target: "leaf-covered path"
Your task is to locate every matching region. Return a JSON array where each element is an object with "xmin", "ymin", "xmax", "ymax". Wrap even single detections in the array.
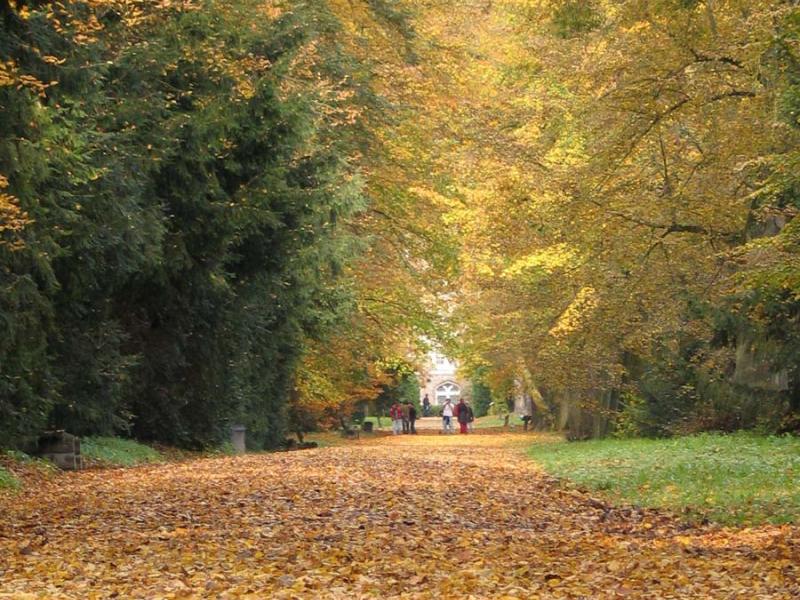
[{"xmin": 1, "ymin": 435, "xmax": 797, "ymax": 599}]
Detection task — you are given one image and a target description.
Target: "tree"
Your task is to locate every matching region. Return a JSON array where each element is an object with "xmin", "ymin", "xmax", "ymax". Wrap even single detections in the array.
[{"xmin": 0, "ymin": 0, "xmax": 369, "ymax": 448}]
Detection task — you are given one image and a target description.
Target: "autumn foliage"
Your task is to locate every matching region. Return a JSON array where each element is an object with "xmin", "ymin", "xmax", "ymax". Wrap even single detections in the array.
[
  {"xmin": 1, "ymin": 434, "xmax": 797, "ymax": 597},
  {"xmin": 2, "ymin": 0, "xmax": 800, "ymax": 449}
]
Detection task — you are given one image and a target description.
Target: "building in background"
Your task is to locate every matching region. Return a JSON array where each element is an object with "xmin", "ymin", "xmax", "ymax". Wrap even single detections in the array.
[{"xmin": 418, "ymin": 350, "xmax": 469, "ymax": 406}]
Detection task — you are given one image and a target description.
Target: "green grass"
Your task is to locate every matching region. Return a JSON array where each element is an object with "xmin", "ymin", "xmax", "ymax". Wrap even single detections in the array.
[
  {"xmin": 303, "ymin": 432, "xmax": 345, "ymax": 448},
  {"xmin": 473, "ymin": 413, "xmax": 526, "ymax": 429},
  {"xmin": 361, "ymin": 416, "xmax": 389, "ymax": 429},
  {"xmin": 0, "ymin": 465, "xmax": 19, "ymax": 490},
  {"xmin": 528, "ymin": 432, "xmax": 800, "ymax": 525},
  {"xmin": 81, "ymin": 437, "xmax": 163, "ymax": 467},
  {"xmin": 0, "ymin": 451, "xmax": 56, "ymax": 492}
]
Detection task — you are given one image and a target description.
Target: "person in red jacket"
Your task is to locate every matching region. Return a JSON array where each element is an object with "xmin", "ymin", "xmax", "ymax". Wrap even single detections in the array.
[
  {"xmin": 389, "ymin": 401, "xmax": 403, "ymax": 435},
  {"xmin": 455, "ymin": 398, "xmax": 470, "ymax": 434}
]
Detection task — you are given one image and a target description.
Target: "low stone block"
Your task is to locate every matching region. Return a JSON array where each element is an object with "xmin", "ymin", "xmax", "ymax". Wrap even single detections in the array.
[
  {"xmin": 42, "ymin": 452, "xmax": 83, "ymax": 471},
  {"xmin": 38, "ymin": 431, "xmax": 80, "ymax": 455},
  {"xmin": 37, "ymin": 431, "xmax": 83, "ymax": 470}
]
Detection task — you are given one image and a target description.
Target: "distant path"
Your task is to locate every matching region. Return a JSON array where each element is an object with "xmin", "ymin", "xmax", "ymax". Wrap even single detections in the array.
[
  {"xmin": 413, "ymin": 416, "xmax": 445, "ymax": 430},
  {"xmin": 378, "ymin": 416, "xmax": 476, "ymax": 431},
  {"xmin": 1, "ymin": 435, "xmax": 797, "ymax": 598}
]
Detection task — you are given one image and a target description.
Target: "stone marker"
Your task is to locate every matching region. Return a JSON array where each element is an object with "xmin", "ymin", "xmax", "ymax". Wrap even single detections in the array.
[
  {"xmin": 231, "ymin": 425, "xmax": 246, "ymax": 453},
  {"xmin": 38, "ymin": 431, "xmax": 83, "ymax": 470}
]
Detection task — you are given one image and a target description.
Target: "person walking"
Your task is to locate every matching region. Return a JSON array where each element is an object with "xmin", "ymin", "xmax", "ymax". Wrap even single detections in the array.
[
  {"xmin": 441, "ymin": 399, "xmax": 454, "ymax": 434},
  {"xmin": 422, "ymin": 394, "xmax": 431, "ymax": 417},
  {"xmin": 407, "ymin": 401, "xmax": 417, "ymax": 434},
  {"xmin": 456, "ymin": 398, "xmax": 470, "ymax": 434},
  {"xmin": 401, "ymin": 400, "xmax": 411, "ymax": 434},
  {"xmin": 390, "ymin": 401, "xmax": 403, "ymax": 435},
  {"xmin": 466, "ymin": 401, "xmax": 475, "ymax": 433}
]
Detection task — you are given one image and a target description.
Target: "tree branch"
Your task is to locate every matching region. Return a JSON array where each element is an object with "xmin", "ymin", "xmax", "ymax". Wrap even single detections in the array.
[
  {"xmin": 707, "ymin": 90, "xmax": 756, "ymax": 102},
  {"xmin": 688, "ymin": 48, "xmax": 743, "ymax": 69}
]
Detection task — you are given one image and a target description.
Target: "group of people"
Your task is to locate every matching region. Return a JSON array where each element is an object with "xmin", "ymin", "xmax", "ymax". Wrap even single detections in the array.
[
  {"xmin": 388, "ymin": 396, "xmax": 475, "ymax": 435},
  {"xmin": 389, "ymin": 400, "xmax": 418, "ymax": 434},
  {"xmin": 440, "ymin": 397, "xmax": 474, "ymax": 434}
]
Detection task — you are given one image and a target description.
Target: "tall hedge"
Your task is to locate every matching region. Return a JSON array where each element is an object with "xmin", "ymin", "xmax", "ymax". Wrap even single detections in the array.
[{"xmin": 1, "ymin": 0, "xmax": 364, "ymax": 448}]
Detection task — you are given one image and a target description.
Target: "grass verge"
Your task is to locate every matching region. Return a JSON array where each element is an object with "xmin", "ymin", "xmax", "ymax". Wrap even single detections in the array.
[
  {"xmin": 361, "ymin": 416, "xmax": 389, "ymax": 429},
  {"xmin": 0, "ymin": 451, "xmax": 57, "ymax": 493},
  {"xmin": 0, "ymin": 465, "xmax": 19, "ymax": 490},
  {"xmin": 528, "ymin": 432, "xmax": 800, "ymax": 526},
  {"xmin": 474, "ymin": 414, "xmax": 526, "ymax": 429},
  {"xmin": 81, "ymin": 436, "xmax": 163, "ymax": 467}
]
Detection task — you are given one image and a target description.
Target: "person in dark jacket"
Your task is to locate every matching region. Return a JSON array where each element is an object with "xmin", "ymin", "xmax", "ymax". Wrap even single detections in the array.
[
  {"xmin": 422, "ymin": 394, "xmax": 431, "ymax": 416},
  {"xmin": 407, "ymin": 401, "xmax": 417, "ymax": 434}
]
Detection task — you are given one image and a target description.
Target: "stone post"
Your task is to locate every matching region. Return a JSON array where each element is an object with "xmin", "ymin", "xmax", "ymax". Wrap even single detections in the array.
[
  {"xmin": 38, "ymin": 431, "xmax": 83, "ymax": 470},
  {"xmin": 231, "ymin": 425, "xmax": 246, "ymax": 454}
]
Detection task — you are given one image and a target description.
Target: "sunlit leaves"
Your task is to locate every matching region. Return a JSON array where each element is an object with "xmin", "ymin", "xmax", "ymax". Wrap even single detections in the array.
[
  {"xmin": 0, "ymin": 435, "xmax": 796, "ymax": 596},
  {"xmin": 427, "ymin": 0, "xmax": 800, "ymax": 420}
]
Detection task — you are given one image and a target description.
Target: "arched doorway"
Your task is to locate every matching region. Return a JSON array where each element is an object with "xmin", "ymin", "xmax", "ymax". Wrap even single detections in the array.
[{"xmin": 435, "ymin": 381, "xmax": 461, "ymax": 405}]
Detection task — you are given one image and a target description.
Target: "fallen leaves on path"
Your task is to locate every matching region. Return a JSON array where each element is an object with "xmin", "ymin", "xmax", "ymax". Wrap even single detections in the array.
[{"xmin": 0, "ymin": 434, "xmax": 798, "ymax": 598}]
